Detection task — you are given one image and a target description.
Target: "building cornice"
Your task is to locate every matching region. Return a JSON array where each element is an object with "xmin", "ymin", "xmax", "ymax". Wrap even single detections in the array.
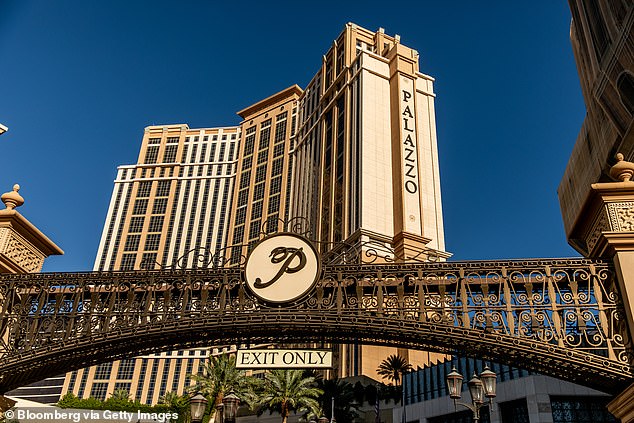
[{"xmin": 237, "ymin": 85, "xmax": 303, "ymax": 120}]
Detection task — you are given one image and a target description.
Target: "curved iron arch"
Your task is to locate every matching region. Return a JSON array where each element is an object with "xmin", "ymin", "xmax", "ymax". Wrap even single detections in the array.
[{"xmin": 0, "ymin": 258, "xmax": 631, "ymax": 393}]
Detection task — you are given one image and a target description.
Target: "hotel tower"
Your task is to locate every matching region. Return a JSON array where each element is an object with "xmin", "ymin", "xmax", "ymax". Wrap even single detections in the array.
[{"xmin": 24, "ymin": 23, "xmax": 450, "ymax": 405}]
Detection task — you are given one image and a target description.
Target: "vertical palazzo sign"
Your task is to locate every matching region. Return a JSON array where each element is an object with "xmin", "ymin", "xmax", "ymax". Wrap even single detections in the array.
[
  {"xmin": 244, "ymin": 233, "xmax": 321, "ymax": 303},
  {"xmin": 399, "ymin": 77, "xmax": 423, "ymax": 234}
]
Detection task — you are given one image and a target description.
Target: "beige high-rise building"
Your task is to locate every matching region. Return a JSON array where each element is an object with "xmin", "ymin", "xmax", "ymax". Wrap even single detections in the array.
[
  {"xmin": 288, "ymin": 23, "xmax": 450, "ymax": 378},
  {"xmin": 226, "ymin": 85, "xmax": 302, "ymax": 262},
  {"xmin": 292, "ymin": 23, "xmax": 448, "ymax": 261},
  {"xmin": 52, "ymin": 22, "xmax": 449, "ymax": 404},
  {"xmin": 94, "ymin": 124, "xmax": 239, "ymax": 271},
  {"xmin": 62, "ymin": 124, "xmax": 241, "ymax": 404}
]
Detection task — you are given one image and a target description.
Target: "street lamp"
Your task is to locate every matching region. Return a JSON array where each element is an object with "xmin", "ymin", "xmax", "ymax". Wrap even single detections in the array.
[
  {"xmin": 222, "ymin": 391, "xmax": 240, "ymax": 423},
  {"xmin": 190, "ymin": 393, "xmax": 208, "ymax": 423},
  {"xmin": 446, "ymin": 366, "xmax": 497, "ymax": 422},
  {"xmin": 0, "ymin": 124, "xmax": 7, "ymax": 136}
]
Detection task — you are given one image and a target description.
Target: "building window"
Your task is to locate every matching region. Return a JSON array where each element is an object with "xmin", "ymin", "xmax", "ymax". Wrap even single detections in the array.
[
  {"xmin": 273, "ymin": 143, "xmax": 285, "ymax": 158},
  {"xmin": 255, "ymin": 165, "xmax": 267, "ymax": 182},
  {"xmin": 218, "ymin": 144, "xmax": 226, "ymax": 162},
  {"xmin": 94, "ymin": 363, "xmax": 113, "ymax": 380},
  {"xmin": 274, "ymin": 119, "xmax": 287, "ymax": 144},
  {"xmin": 156, "ymin": 180, "xmax": 171, "ymax": 197},
  {"xmin": 249, "ymin": 220, "xmax": 261, "ymax": 240},
  {"xmin": 237, "ymin": 189, "xmax": 249, "ymax": 207},
  {"xmin": 145, "ymin": 234, "xmax": 161, "ymax": 251},
  {"xmin": 253, "ymin": 183, "xmax": 265, "ymax": 201},
  {"xmin": 132, "ymin": 199, "xmax": 148, "ymax": 215},
  {"xmin": 137, "ymin": 181, "xmax": 152, "ymax": 198},
  {"xmin": 551, "ymin": 397, "xmax": 616, "ymax": 423},
  {"xmin": 128, "ymin": 217, "xmax": 144, "ymax": 233},
  {"xmin": 135, "ymin": 359, "xmax": 149, "ymax": 401},
  {"xmin": 67, "ymin": 370, "xmax": 79, "ymax": 393},
  {"xmin": 145, "ymin": 361, "xmax": 160, "ymax": 404},
  {"xmin": 235, "ymin": 207, "xmax": 247, "ymax": 226},
  {"xmin": 240, "ymin": 171, "xmax": 251, "ymax": 189},
  {"xmin": 148, "ymin": 137, "xmax": 161, "ymax": 145},
  {"xmin": 166, "ymin": 136, "xmax": 179, "ymax": 144},
  {"xmin": 244, "ymin": 133, "xmax": 256, "ymax": 156},
  {"xmin": 251, "ymin": 201, "xmax": 263, "ymax": 220},
  {"xmin": 271, "ymin": 176, "xmax": 282, "ymax": 195},
  {"xmin": 116, "ymin": 359, "xmax": 136, "ymax": 380},
  {"xmin": 90, "ymin": 383, "xmax": 109, "ymax": 401},
  {"xmin": 163, "ymin": 145, "xmax": 178, "ymax": 163},
  {"xmin": 144, "ymin": 146, "xmax": 159, "ymax": 164},
  {"xmin": 257, "ymin": 149, "xmax": 269, "ymax": 164},
  {"xmin": 149, "ymin": 216, "xmax": 165, "ymax": 232},
  {"xmin": 120, "ymin": 253, "xmax": 136, "ymax": 270},
  {"xmin": 152, "ymin": 198, "xmax": 168, "ymax": 214},
  {"xmin": 268, "ymin": 195, "xmax": 280, "ymax": 214},
  {"xmin": 232, "ymin": 225, "xmax": 244, "ymax": 245},
  {"xmin": 271, "ymin": 157, "xmax": 283, "ymax": 176},
  {"xmin": 124, "ymin": 235, "xmax": 141, "ymax": 251},
  {"xmin": 258, "ymin": 123, "xmax": 272, "ymax": 149},
  {"xmin": 140, "ymin": 252, "xmax": 157, "ymax": 269}
]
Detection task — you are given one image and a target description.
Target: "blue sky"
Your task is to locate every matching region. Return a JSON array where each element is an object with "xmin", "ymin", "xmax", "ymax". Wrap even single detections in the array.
[{"xmin": 0, "ymin": 1, "xmax": 586, "ymax": 272}]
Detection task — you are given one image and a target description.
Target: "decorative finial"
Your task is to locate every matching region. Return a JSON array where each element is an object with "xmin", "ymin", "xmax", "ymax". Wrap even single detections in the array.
[
  {"xmin": 1, "ymin": 184, "xmax": 25, "ymax": 210},
  {"xmin": 609, "ymin": 153, "xmax": 634, "ymax": 182}
]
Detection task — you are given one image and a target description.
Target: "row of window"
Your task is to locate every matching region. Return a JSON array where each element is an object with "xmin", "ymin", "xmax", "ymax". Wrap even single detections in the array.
[{"xmin": 144, "ymin": 142, "xmax": 237, "ymax": 164}]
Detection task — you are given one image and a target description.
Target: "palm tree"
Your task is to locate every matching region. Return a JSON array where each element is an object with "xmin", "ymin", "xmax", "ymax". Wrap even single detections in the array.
[
  {"xmin": 158, "ymin": 391, "xmax": 188, "ymax": 408},
  {"xmin": 377, "ymin": 354, "xmax": 412, "ymax": 385},
  {"xmin": 189, "ymin": 353, "xmax": 255, "ymax": 413},
  {"xmin": 256, "ymin": 370, "xmax": 323, "ymax": 423},
  {"xmin": 109, "ymin": 389, "xmax": 131, "ymax": 401},
  {"xmin": 317, "ymin": 378, "xmax": 360, "ymax": 423}
]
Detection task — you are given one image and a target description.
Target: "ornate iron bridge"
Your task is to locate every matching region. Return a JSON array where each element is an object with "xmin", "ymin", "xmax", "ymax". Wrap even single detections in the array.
[{"xmin": 0, "ymin": 254, "xmax": 631, "ymax": 394}]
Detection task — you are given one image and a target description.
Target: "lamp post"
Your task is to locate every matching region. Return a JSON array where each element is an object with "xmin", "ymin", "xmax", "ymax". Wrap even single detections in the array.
[
  {"xmin": 446, "ymin": 366, "xmax": 497, "ymax": 423},
  {"xmin": 0, "ymin": 124, "xmax": 7, "ymax": 136},
  {"xmin": 222, "ymin": 391, "xmax": 240, "ymax": 423},
  {"xmin": 190, "ymin": 393, "xmax": 209, "ymax": 423}
]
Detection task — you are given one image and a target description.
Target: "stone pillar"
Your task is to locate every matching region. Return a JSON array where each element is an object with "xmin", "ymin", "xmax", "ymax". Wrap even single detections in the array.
[
  {"xmin": 566, "ymin": 155, "xmax": 634, "ymax": 421},
  {"xmin": 0, "ymin": 184, "xmax": 63, "ymax": 273},
  {"xmin": 0, "ymin": 184, "xmax": 63, "ymax": 414}
]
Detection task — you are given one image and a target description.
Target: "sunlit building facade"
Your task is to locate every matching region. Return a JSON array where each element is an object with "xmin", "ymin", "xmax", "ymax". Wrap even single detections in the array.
[{"xmin": 49, "ymin": 22, "xmax": 450, "ymax": 404}]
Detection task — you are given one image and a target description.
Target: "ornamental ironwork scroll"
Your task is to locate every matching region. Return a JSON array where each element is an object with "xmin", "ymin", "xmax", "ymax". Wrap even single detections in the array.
[{"xmin": 0, "ymin": 258, "xmax": 630, "ymax": 393}]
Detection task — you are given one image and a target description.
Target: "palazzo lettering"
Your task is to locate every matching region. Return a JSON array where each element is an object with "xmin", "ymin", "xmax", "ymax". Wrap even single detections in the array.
[{"xmin": 401, "ymin": 89, "xmax": 418, "ymax": 194}]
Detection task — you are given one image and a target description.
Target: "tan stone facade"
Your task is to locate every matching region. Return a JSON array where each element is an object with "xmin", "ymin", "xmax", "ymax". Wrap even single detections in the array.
[
  {"xmin": 559, "ymin": 0, "xmax": 634, "ymax": 242},
  {"xmin": 291, "ymin": 23, "xmax": 449, "ymax": 260},
  {"xmin": 559, "ymin": 2, "xmax": 634, "ymax": 421}
]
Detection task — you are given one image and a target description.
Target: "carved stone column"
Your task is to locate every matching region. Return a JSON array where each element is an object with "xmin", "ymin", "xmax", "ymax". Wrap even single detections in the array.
[{"xmin": 567, "ymin": 155, "xmax": 634, "ymax": 421}]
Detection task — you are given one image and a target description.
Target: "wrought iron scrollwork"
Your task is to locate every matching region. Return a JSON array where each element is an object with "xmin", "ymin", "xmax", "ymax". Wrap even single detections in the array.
[{"xmin": 0, "ymin": 258, "xmax": 630, "ymax": 393}]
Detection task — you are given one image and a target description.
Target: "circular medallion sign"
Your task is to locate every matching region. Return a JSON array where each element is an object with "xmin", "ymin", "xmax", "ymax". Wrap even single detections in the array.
[{"xmin": 244, "ymin": 233, "xmax": 321, "ymax": 304}]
